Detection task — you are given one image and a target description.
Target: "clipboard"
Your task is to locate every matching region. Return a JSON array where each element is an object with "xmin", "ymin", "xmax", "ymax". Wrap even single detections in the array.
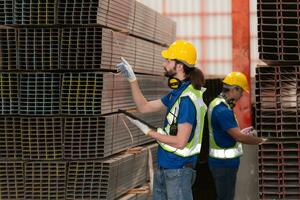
[{"xmin": 118, "ymin": 109, "xmax": 158, "ymax": 130}]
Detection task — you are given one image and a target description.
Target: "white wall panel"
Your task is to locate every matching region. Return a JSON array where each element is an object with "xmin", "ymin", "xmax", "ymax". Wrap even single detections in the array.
[
  {"xmin": 206, "ymin": 39, "xmax": 231, "ymax": 60},
  {"xmin": 250, "ymin": 0, "xmax": 257, "ymax": 13},
  {"xmin": 165, "ymin": 0, "xmax": 201, "ymax": 13},
  {"xmin": 206, "ymin": 62, "xmax": 231, "ymax": 76},
  {"xmin": 188, "ymin": 39, "xmax": 202, "ymax": 66},
  {"xmin": 171, "ymin": 16, "xmax": 200, "ymax": 36},
  {"xmin": 250, "ymin": 0, "xmax": 258, "ymax": 77},
  {"xmin": 251, "ymin": 38, "xmax": 259, "ymax": 77},
  {"xmin": 250, "ymin": 14, "xmax": 259, "ymax": 77},
  {"xmin": 205, "ymin": 15, "xmax": 232, "ymax": 36},
  {"xmin": 206, "ymin": 0, "xmax": 231, "ymax": 12}
]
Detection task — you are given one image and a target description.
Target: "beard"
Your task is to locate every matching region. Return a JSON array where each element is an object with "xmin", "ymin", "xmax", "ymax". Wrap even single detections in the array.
[
  {"xmin": 220, "ymin": 93, "xmax": 237, "ymax": 109},
  {"xmin": 164, "ymin": 66, "xmax": 177, "ymax": 78}
]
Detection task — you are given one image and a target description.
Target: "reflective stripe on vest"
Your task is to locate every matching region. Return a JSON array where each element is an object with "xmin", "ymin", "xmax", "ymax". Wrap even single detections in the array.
[
  {"xmin": 209, "ymin": 142, "xmax": 243, "ymax": 159},
  {"xmin": 208, "ymin": 97, "xmax": 243, "ymax": 159},
  {"xmin": 158, "ymin": 85, "xmax": 207, "ymax": 157}
]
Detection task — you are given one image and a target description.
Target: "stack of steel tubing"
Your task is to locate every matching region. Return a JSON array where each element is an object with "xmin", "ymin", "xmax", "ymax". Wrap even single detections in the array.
[
  {"xmin": 0, "ymin": 26, "xmax": 17, "ymax": 70},
  {"xmin": 0, "ymin": 0, "xmax": 173, "ymax": 199},
  {"xmin": 0, "ymin": 0, "xmax": 14, "ymax": 24},
  {"xmin": 0, "ymin": 117, "xmax": 22, "ymax": 160},
  {"xmin": 255, "ymin": 66, "xmax": 300, "ymax": 200},
  {"xmin": 60, "ymin": 73, "xmax": 168, "ymax": 115},
  {"xmin": 256, "ymin": 66, "xmax": 300, "ymax": 139},
  {"xmin": 19, "ymin": 73, "xmax": 61, "ymax": 115},
  {"xmin": 9, "ymin": 0, "xmax": 175, "ymax": 45},
  {"xmin": 118, "ymin": 191, "xmax": 149, "ymax": 200},
  {"xmin": 0, "ymin": 162, "xmax": 24, "ymax": 199},
  {"xmin": 257, "ymin": 1, "xmax": 300, "ymax": 199},
  {"xmin": 257, "ymin": 0, "xmax": 300, "ymax": 65},
  {"xmin": 0, "ymin": 73, "xmax": 18, "ymax": 115},
  {"xmin": 1, "ymin": 26, "xmax": 168, "ymax": 74},
  {"xmin": 66, "ymin": 145, "xmax": 157, "ymax": 200},
  {"xmin": 14, "ymin": 0, "xmax": 57, "ymax": 25},
  {"xmin": 146, "ymin": 143, "xmax": 158, "ymax": 181},
  {"xmin": 258, "ymin": 142, "xmax": 300, "ymax": 199},
  {"xmin": 255, "ymin": 66, "xmax": 300, "ymax": 199},
  {"xmin": 18, "ymin": 28, "xmax": 60, "ymax": 71},
  {"xmin": 63, "ymin": 114, "xmax": 162, "ymax": 160},
  {"xmin": 24, "ymin": 161, "xmax": 67, "ymax": 199},
  {"xmin": 59, "ymin": 27, "xmax": 167, "ymax": 75},
  {"xmin": 21, "ymin": 117, "xmax": 63, "ymax": 160}
]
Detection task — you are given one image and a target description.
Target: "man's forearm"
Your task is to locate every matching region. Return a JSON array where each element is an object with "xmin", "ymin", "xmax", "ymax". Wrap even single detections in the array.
[
  {"xmin": 228, "ymin": 127, "xmax": 265, "ymax": 145},
  {"xmin": 238, "ymin": 134, "xmax": 264, "ymax": 145},
  {"xmin": 130, "ymin": 80, "xmax": 148, "ymax": 112},
  {"xmin": 148, "ymin": 130, "xmax": 187, "ymax": 149}
]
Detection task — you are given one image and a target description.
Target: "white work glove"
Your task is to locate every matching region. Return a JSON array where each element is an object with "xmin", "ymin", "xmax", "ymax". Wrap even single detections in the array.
[
  {"xmin": 241, "ymin": 126, "xmax": 257, "ymax": 136},
  {"xmin": 116, "ymin": 57, "xmax": 136, "ymax": 82},
  {"xmin": 126, "ymin": 116, "xmax": 151, "ymax": 135},
  {"xmin": 249, "ymin": 129, "xmax": 258, "ymax": 136},
  {"xmin": 157, "ymin": 128, "xmax": 167, "ymax": 135},
  {"xmin": 259, "ymin": 138, "xmax": 268, "ymax": 145}
]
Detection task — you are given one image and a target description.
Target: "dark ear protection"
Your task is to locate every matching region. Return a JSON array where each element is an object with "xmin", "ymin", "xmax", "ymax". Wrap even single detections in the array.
[{"xmin": 168, "ymin": 77, "xmax": 182, "ymax": 89}]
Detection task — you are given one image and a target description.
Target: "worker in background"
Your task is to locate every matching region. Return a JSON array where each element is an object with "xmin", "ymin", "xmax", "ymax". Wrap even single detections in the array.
[
  {"xmin": 116, "ymin": 40, "xmax": 207, "ymax": 200},
  {"xmin": 208, "ymin": 72, "xmax": 267, "ymax": 200}
]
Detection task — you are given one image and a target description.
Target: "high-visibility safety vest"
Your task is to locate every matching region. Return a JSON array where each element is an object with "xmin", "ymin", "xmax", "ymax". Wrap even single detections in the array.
[
  {"xmin": 208, "ymin": 97, "xmax": 243, "ymax": 159},
  {"xmin": 158, "ymin": 84, "xmax": 207, "ymax": 157}
]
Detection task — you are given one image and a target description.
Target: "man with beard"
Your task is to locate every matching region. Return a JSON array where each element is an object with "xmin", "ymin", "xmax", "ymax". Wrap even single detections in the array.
[
  {"xmin": 208, "ymin": 72, "xmax": 267, "ymax": 200},
  {"xmin": 116, "ymin": 40, "xmax": 207, "ymax": 200}
]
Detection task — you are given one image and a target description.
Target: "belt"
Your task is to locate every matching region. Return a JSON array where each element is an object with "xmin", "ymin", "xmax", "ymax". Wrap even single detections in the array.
[
  {"xmin": 184, "ymin": 163, "xmax": 193, "ymax": 169},
  {"xmin": 158, "ymin": 163, "xmax": 194, "ymax": 170}
]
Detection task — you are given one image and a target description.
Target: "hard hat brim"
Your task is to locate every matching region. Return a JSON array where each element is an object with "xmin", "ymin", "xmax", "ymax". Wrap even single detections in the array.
[
  {"xmin": 244, "ymin": 88, "xmax": 249, "ymax": 93},
  {"xmin": 222, "ymin": 81, "xmax": 249, "ymax": 93},
  {"xmin": 161, "ymin": 50, "xmax": 172, "ymax": 59}
]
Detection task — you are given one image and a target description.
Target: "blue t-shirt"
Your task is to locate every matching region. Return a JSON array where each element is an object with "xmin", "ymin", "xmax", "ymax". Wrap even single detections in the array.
[
  {"xmin": 158, "ymin": 81, "xmax": 197, "ymax": 169},
  {"xmin": 208, "ymin": 102, "xmax": 240, "ymax": 168}
]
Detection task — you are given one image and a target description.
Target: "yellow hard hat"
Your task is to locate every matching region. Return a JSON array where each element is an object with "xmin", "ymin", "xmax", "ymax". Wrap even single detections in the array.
[
  {"xmin": 223, "ymin": 72, "xmax": 249, "ymax": 93},
  {"xmin": 161, "ymin": 40, "xmax": 197, "ymax": 67}
]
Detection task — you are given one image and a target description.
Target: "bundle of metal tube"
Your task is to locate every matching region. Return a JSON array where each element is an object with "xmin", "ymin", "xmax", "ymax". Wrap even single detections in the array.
[
  {"xmin": 0, "ymin": 0, "xmax": 175, "ymax": 199},
  {"xmin": 257, "ymin": 1, "xmax": 300, "ymax": 198}
]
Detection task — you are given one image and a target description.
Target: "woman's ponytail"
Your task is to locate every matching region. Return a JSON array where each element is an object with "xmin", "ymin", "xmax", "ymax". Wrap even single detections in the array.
[{"xmin": 183, "ymin": 65, "xmax": 205, "ymax": 90}]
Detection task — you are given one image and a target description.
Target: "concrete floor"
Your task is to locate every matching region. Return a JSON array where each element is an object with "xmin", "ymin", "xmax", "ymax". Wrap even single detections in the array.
[{"xmin": 235, "ymin": 145, "xmax": 259, "ymax": 200}]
